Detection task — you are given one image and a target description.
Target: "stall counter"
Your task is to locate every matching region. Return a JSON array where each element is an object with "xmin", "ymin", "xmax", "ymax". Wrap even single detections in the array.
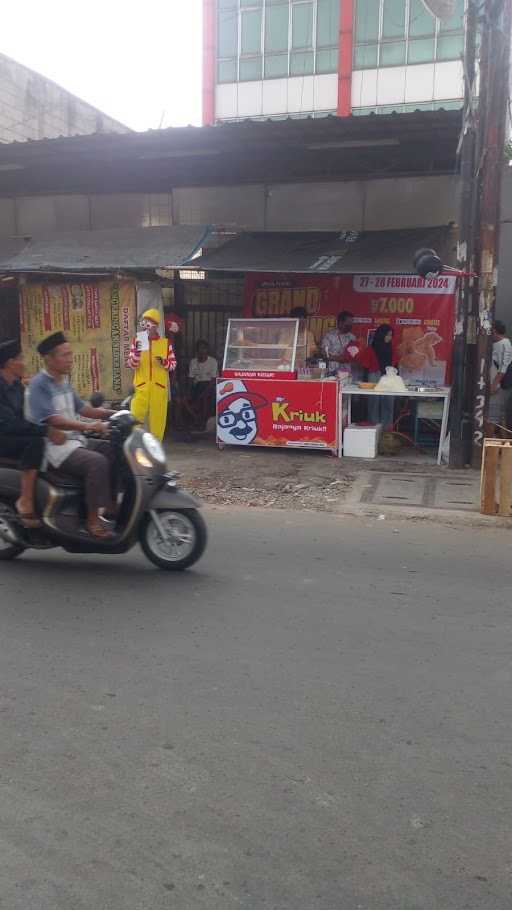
[{"xmin": 216, "ymin": 376, "xmax": 340, "ymax": 454}]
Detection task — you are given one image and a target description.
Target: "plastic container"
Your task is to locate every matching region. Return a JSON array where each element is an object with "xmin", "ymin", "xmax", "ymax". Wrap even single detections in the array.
[{"xmin": 343, "ymin": 424, "xmax": 382, "ymax": 459}]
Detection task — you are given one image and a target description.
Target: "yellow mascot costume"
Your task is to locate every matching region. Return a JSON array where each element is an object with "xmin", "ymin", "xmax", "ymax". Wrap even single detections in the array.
[{"xmin": 127, "ymin": 308, "xmax": 177, "ymax": 441}]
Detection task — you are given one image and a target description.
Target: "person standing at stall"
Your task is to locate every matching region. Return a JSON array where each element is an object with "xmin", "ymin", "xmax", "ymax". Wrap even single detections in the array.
[
  {"xmin": 359, "ymin": 324, "xmax": 395, "ymax": 430},
  {"xmin": 321, "ymin": 311, "xmax": 357, "ymax": 377}
]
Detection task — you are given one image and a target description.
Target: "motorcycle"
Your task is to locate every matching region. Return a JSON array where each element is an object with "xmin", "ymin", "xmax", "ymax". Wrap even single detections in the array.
[{"xmin": 0, "ymin": 410, "xmax": 207, "ymax": 571}]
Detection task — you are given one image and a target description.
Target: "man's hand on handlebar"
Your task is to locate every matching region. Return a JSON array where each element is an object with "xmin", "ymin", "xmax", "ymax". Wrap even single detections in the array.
[{"xmin": 88, "ymin": 421, "xmax": 111, "ymax": 437}]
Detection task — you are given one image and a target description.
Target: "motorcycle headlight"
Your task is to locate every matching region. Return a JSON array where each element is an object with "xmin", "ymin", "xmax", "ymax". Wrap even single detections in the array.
[
  {"xmin": 135, "ymin": 448, "xmax": 153, "ymax": 468},
  {"xmin": 142, "ymin": 432, "xmax": 166, "ymax": 464}
]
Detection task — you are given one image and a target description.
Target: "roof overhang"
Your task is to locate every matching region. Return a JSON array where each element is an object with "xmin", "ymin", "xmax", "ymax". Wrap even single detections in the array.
[
  {"xmin": 0, "ymin": 225, "xmax": 210, "ymax": 274},
  {"xmin": 189, "ymin": 226, "xmax": 457, "ymax": 275},
  {"xmin": 0, "ymin": 110, "xmax": 463, "ymax": 194}
]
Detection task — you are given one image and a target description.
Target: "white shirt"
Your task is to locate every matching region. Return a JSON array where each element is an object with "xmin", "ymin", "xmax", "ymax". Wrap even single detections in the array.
[
  {"xmin": 321, "ymin": 328, "xmax": 357, "ymax": 374},
  {"xmin": 492, "ymin": 337, "xmax": 512, "ymax": 384},
  {"xmin": 26, "ymin": 371, "xmax": 86, "ymax": 468},
  {"xmin": 189, "ymin": 355, "xmax": 218, "ymax": 383}
]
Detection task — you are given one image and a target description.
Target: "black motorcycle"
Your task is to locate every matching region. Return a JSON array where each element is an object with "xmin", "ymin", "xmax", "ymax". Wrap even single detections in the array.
[{"xmin": 0, "ymin": 411, "xmax": 207, "ymax": 571}]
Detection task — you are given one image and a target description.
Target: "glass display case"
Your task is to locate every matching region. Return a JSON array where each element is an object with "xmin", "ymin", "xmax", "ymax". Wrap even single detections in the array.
[{"xmin": 222, "ymin": 318, "xmax": 307, "ymax": 374}]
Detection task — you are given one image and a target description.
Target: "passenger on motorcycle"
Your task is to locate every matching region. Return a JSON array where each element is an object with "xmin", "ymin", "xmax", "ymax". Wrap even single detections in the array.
[
  {"xmin": 0, "ymin": 339, "xmax": 66, "ymax": 528},
  {"xmin": 26, "ymin": 332, "xmax": 117, "ymax": 540}
]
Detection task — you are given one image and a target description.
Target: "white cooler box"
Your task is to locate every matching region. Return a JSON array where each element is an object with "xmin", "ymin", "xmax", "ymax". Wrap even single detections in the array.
[{"xmin": 343, "ymin": 424, "xmax": 382, "ymax": 459}]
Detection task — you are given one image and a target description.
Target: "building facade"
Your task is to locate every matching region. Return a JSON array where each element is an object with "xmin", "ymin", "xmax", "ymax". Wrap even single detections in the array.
[
  {"xmin": 202, "ymin": 0, "xmax": 465, "ymax": 122},
  {"xmin": 0, "ymin": 53, "xmax": 128, "ymax": 143}
]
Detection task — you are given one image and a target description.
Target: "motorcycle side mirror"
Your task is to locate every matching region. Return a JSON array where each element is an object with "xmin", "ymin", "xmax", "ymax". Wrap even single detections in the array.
[
  {"xmin": 90, "ymin": 392, "xmax": 105, "ymax": 408},
  {"xmin": 414, "ymin": 248, "xmax": 443, "ymax": 279}
]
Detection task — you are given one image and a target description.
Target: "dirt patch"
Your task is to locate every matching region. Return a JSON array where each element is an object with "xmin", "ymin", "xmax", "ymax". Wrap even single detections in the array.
[{"xmin": 166, "ymin": 434, "xmax": 355, "ymax": 511}]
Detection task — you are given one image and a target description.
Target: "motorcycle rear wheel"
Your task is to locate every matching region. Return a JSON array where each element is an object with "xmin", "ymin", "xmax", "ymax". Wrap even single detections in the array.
[
  {"xmin": 0, "ymin": 516, "xmax": 24, "ymax": 560},
  {"xmin": 139, "ymin": 509, "xmax": 207, "ymax": 571}
]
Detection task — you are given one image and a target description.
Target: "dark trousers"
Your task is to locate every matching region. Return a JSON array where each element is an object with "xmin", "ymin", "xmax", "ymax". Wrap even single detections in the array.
[
  {"xmin": 59, "ymin": 440, "xmax": 114, "ymax": 513},
  {"xmin": 0, "ymin": 436, "xmax": 45, "ymax": 470}
]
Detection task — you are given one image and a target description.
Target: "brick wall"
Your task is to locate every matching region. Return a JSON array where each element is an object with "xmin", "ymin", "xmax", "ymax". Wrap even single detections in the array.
[{"xmin": 0, "ymin": 53, "xmax": 128, "ymax": 143}]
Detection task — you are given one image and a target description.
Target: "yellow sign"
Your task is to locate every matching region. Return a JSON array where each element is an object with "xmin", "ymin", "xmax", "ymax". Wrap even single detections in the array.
[{"xmin": 20, "ymin": 280, "xmax": 136, "ymax": 400}]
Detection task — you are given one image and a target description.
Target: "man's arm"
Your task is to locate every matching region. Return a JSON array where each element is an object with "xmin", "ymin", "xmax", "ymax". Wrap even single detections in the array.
[
  {"xmin": 32, "ymin": 388, "xmax": 110, "ymax": 433},
  {"xmin": 79, "ymin": 404, "xmax": 115, "ymax": 420}
]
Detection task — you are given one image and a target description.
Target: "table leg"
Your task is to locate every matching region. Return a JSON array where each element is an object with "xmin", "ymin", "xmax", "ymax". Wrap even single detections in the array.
[
  {"xmin": 340, "ymin": 393, "xmax": 352, "ymax": 457},
  {"xmin": 437, "ymin": 394, "xmax": 450, "ymax": 465}
]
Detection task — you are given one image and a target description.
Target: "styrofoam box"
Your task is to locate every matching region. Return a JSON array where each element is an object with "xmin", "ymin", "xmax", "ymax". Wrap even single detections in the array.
[{"xmin": 343, "ymin": 424, "xmax": 382, "ymax": 459}]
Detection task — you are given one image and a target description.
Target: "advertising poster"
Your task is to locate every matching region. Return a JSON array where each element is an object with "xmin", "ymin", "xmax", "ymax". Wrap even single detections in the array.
[
  {"xmin": 217, "ymin": 377, "xmax": 338, "ymax": 451},
  {"xmin": 20, "ymin": 280, "xmax": 136, "ymax": 400},
  {"xmin": 244, "ymin": 273, "xmax": 456, "ymax": 385}
]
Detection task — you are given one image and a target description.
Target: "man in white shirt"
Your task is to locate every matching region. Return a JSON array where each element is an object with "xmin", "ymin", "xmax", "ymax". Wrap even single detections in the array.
[
  {"xmin": 488, "ymin": 320, "xmax": 512, "ymax": 434},
  {"xmin": 189, "ymin": 340, "xmax": 218, "ymax": 386},
  {"xmin": 188, "ymin": 340, "xmax": 218, "ymax": 427},
  {"xmin": 321, "ymin": 311, "xmax": 360, "ymax": 378}
]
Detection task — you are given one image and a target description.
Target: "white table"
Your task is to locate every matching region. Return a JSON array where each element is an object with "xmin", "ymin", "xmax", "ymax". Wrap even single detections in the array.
[{"xmin": 341, "ymin": 385, "xmax": 451, "ymax": 465}]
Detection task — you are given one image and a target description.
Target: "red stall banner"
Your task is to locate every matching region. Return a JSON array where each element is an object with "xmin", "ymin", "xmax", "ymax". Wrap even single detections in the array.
[
  {"xmin": 244, "ymin": 273, "xmax": 457, "ymax": 385},
  {"xmin": 217, "ymin": 377, "xmax": 338, "ymax": 451}
]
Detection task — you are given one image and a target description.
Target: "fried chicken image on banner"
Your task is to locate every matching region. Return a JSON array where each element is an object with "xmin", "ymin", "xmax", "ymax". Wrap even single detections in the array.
[{"xmin": 397, "ymin": 327, "xmax": 443, "ymax": 372}]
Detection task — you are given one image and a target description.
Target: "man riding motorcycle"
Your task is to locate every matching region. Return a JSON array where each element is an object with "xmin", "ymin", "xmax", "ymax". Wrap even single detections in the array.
[
  {"xmin": 0, "ymin": 339, "xmax": 66, "ymax": 528},
  {"xmin": 26, "ymin": 332, "xmax": 117, "ymax": 540}
]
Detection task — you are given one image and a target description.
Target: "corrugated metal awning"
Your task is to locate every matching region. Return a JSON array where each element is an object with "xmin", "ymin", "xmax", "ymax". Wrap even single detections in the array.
[
  {"xmin": 0, "ymin": 225, "xmax": 210, "ymax": 274},
  {"xmin": 190, "ymin": 226, "xmax": 457, "ymax": 275}
]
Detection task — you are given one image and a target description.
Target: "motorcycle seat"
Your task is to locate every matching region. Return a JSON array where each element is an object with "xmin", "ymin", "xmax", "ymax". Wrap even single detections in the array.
[
  {"xmin": 0, "ymin": 457, "xmax": 19, "ymax": 468},
  {"xmin": 0, "ymin": 458, "xmax": 79, "ymax": 489},
  {"xmin": 40, "ymin": 470, "xmax": 81, "ymax": 490}
]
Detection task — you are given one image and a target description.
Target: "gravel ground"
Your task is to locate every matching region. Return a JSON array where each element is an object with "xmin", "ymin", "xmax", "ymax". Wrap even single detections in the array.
[{"xmin": 167, "ymin": 434, "xmax": 355, "ymax": 510}]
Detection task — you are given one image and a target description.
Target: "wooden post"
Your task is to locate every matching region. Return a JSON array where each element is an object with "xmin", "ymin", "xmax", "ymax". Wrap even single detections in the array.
[{"xmin": 470, "ymin": 0, "xmax": 512, "ymax": 466}]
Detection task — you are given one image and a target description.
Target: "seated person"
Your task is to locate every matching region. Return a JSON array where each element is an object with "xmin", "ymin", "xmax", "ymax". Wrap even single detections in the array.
[
  {"xmin": 0, "ymin": 339, "xmax": 66, "ymax": 528},
  {"xmin": 290, "ymin": 307, "xmax": 318, "ymax": 362},
  {"xmin": 26, "ymin": 332, "xmax": 116, "ymax": 540},
  {"xmin": 188, "ymin": 340, "xmax": 218, "ymax": 404}
]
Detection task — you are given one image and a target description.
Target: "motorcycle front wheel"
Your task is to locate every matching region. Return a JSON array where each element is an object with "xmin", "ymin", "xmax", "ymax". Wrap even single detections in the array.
[{"xmin": 139, "ymin": 509, "xmax": 207, "ymax": 571}]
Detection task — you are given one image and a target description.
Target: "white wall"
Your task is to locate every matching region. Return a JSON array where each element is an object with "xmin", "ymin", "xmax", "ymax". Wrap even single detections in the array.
[
  {"xmin": 215, "ymin": 74, "xmax": 338, "ymax": 120},
  {"xmin": 0, "ymin": 53, "xmax": 128, "ymax": 143},
  {"xmin": 351, "ymin": 60, "xmax": 464, "ymax": 110}
]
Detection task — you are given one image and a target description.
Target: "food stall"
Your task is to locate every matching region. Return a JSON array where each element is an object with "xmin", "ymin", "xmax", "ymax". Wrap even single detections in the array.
[
  {"xmin": 200, "ymin": 227, "xmax": 459, "ymax": 463},
  {"xmin": 216, "ymin": 318, "xmax": 340, "ymax": 453},
  {"xmin": 216, "ymin": 266, "xmax": 457, "ymax": 462}
]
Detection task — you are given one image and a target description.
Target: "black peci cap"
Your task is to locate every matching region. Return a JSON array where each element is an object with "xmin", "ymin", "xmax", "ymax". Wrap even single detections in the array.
[
  {"xmin": 37, "ymin": 331, "xmax": 67, "ymax": 357},
  {"xmin": 0, "ymin": 339, "xmax": 21, "ymax": 368}
]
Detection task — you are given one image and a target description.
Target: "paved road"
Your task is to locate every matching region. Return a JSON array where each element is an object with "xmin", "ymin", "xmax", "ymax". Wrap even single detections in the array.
[{"xmin": 0, "ymin": 508, "xmax": 511, "ymax": 909}]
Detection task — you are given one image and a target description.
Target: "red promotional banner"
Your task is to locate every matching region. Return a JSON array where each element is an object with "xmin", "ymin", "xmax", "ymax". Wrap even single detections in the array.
[
  {"xmin": 216, "ymin": 377, "xmax": 338, "ymax": 451},
  {"xmin": 244, "ymin": 273, "xmax": 456, "ymax": 385}
]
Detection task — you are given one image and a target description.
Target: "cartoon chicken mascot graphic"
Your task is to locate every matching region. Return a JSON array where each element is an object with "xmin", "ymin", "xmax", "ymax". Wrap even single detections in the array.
[
  {"xmin": 217, "ymin": 380, "xmax": 267, "ymax": 446},
  {"xmin": 127, "ymin": 308, "xmax": 177, "ymax": 441}
]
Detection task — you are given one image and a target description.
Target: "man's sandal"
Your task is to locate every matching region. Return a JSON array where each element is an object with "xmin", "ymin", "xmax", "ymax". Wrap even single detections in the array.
[
  {"xmin": 15, "ymin": 501, "xmax": 42, "ymax": 529},
  {"xmin": 87, "ymin": 522, "xmax": 115, "ymax": 540}
]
